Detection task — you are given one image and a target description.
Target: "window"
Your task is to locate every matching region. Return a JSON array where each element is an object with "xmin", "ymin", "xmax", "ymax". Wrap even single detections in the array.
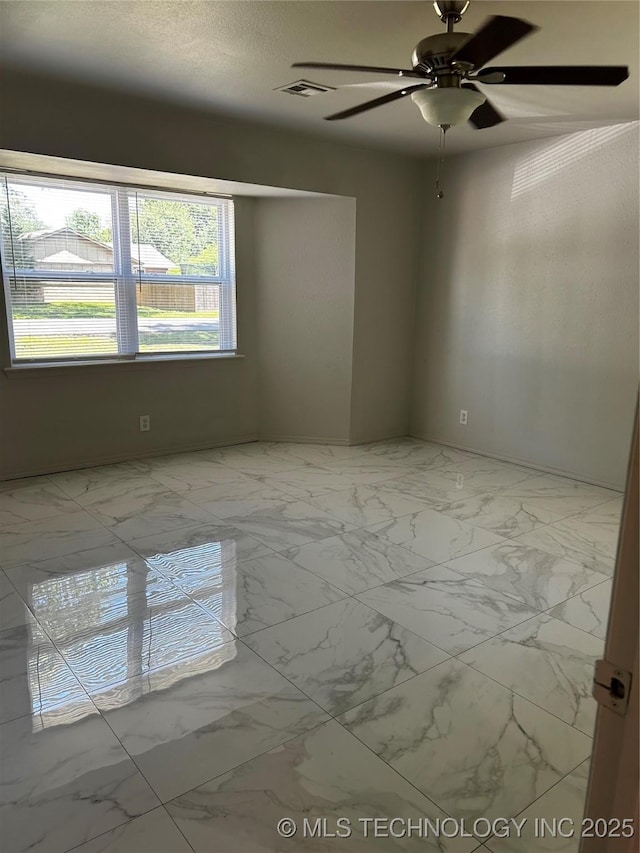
[{"xmin": 0, "ymin": 173, "xmax": 236, "ymax": 363}]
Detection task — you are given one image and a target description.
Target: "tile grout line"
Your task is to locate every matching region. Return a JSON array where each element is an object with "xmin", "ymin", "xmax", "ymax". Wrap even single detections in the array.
[
  {"xmin": 327, "ymin": 658, "xmax": 593, "ymax": 850},
  {"xmin": 507, "ymin": 521, "xmax": 615, "ymax": 576},
  {"xmin": 242, "ymin": 570, "xmax": 595, "ymax": 759},
  {"xmin": 160, "ymin": 802, "xmax": 198, "ymax": 853},
  {"xmin": 57, "ymin": 805, "xmax": 197, "ymax": 853},
  {"xmin": 230, "ymin": 636, "xmax": 480, "ymax": 843},
  {"xmin": 77, "ymin": 691, "xmax": 198, "ymax": 848},
  {"xmin": 451, "ymin": 636, "xmax": 600, "ymax": 736},
  {"xmin": 238, "ymin": 563, "xmax": 598, "ymax": 761},
  {"xmin": 540, "ymin": 576, "xmax": 613, "ymax": 637},
  {"xmin": 479, "ymin": 752, "xmax": 593, "ymax": 852}
]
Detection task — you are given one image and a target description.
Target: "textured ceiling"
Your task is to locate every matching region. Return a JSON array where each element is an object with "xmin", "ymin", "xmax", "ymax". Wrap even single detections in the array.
[{"xmin": 1, "ymin": 0, "xmax": 638, "ymax": 155}]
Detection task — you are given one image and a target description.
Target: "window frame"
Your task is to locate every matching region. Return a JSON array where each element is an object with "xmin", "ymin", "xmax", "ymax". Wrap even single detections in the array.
[{"xmin": 0, "ymin": 173, "xmax": 237, "ymax": 365}]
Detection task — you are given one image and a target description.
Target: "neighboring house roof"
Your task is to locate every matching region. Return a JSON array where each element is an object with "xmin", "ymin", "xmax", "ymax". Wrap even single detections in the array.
[
  {"xmin": 17, "ymin": 229, "xmax": 55, "ymax": 240},
  {"xmin": 18, "ymin": 227, "xmax": 112, "ymax": 251},
  {"xmin": 18, "ymin": 228, "xmax": 176, "ymax": 269},
  {"xmin": 130, "ymin": 243, "xmax": 175, "ymax": 269},
  {"xmin": 39, "ymin": 250, "xmax": 96, "ymax": 265},
  {"xmin": 104, "ymin": 242, "xmax": 175, "ymax": 269}
]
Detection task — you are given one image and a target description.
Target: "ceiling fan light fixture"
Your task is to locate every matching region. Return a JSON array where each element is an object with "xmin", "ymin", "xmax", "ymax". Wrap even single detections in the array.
[{"xmin": 411, "ymin": 86, "xmax": 485, "ymax": 127}]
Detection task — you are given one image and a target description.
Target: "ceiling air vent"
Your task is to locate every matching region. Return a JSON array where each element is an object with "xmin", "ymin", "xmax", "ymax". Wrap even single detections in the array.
[{"xmin": 275, "ymin": 79, "xmax": 335, "ymax": 97}]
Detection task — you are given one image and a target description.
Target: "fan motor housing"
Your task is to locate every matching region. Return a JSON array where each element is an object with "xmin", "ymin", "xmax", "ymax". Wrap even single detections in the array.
[{"xmin": 412, "ymin": 32, "xmax": 471, "ymax": 73}]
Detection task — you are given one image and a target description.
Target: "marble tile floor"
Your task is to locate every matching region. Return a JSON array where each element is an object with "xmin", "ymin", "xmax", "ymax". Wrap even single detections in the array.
[{"xmin": 0, "ymin": 438, "xmax": 622, "ymax": 853}]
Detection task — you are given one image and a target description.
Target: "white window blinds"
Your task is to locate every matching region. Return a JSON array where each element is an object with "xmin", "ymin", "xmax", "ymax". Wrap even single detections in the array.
[{"xmin": 0, "ymin": 173, "xmax": 236, "ymax": 363}]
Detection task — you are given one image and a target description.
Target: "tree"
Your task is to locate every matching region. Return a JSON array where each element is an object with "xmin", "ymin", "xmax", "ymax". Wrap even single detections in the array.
[
  {"xmin": 133, "ymin": 198, "xmax": 218, "ymax": 268},
  {"xmin": 65, "ymin": 208, "xmax": 110, "ymax": 242},
  {"xmin": 0, "ymin": 188, "xmax": 46, "ymax": 267},
  {"xmin": 1, "ymin": 188, "xmax": 45, "ymax": 234},
  {"xmin": 185, "ymin": 244, "xmax": 218, "ymax": 275}
]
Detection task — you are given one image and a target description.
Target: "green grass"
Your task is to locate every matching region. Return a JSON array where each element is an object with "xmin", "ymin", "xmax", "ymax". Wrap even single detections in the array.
[
  {"xmin": 15, "ymin": 336, "xmax": 119, "ymax": 357},
  {"xmin": 15, "ymin": 331, "xmax": 220, "ymax": 359},
  {"xmin": 139, "ymin": 331, "xmax": 219, "ymax": 347},
  {"xmin": 13, "ymin": 302, "xmax": 220, "ymax": 358},
  {"xmin": 13, "ymin": 302, "xmax": 219, "ymax": 320},
  {"xmin": 13, "ymin": 302, "xmax": 116, "ymax": 319}
]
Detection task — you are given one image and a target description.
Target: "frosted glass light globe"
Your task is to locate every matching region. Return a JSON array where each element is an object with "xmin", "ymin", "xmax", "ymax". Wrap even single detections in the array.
[{"xmin": 411, "ymin": 87, "xmax": 486, "ymax": 127}]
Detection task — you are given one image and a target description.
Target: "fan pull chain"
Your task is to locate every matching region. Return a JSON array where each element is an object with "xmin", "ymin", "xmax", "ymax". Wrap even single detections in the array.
[{"xmin": 435, "ymin": 124, "xmax": 449, "ymax": 199}]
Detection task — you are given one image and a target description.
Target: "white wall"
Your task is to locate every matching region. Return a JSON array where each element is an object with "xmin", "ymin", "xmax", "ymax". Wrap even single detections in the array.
[
  {"xmin": 254, "ymin": 197, "xmax": 356, "ymax": 442},
  {"xmin": 411, "ymin": 123, "xmax": 640, "ymax": 488}
]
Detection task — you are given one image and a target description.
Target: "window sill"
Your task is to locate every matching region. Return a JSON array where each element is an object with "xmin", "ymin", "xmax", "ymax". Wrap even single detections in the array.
[{"xmin": 3, "ymin": 352, "xmax": 245, "ymax": 378}]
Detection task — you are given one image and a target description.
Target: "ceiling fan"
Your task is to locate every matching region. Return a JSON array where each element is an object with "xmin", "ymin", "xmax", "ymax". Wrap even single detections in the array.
[{"xmin": 291, "ymin": 0, "xmax": 630, "ymax": 131}]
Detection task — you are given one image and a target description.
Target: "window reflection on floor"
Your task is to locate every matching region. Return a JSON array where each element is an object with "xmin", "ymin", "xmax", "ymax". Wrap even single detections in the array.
[{"xmin": 23, "ymin": 541, "xmax": 238, "ymax": 728}]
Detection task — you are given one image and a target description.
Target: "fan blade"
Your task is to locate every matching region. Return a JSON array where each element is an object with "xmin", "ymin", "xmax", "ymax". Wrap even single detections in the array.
[
  {"xmin": 450, "ymin": 16, "xmax": 538, "ymax": 69},
  {"xmin": 325, "ymin": 84, "xmax": 428, "ymax": 121},
  {"xmin": 462, "ymin": 83, "xmax": 505, "ymax": 128},
  {"xmin": 292, "ymin": 62, "xmax": 423, "ymax": 78},
  {"xmin": 476, "ymin": 65, "xmax": 630, "ymax": 86}
]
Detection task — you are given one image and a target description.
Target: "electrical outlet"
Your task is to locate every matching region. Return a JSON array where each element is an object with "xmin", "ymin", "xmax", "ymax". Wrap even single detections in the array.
[
  {"xmin": 459, "ymin": 409, "xmax": 468, "ymax": 425},
  {"xmin": 139, "ymin": 415, "xmax": 151, "ymax": 432},
  {"xmin": 456, "ymin": 474, "xmax": 465, "ymax": 489}
]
